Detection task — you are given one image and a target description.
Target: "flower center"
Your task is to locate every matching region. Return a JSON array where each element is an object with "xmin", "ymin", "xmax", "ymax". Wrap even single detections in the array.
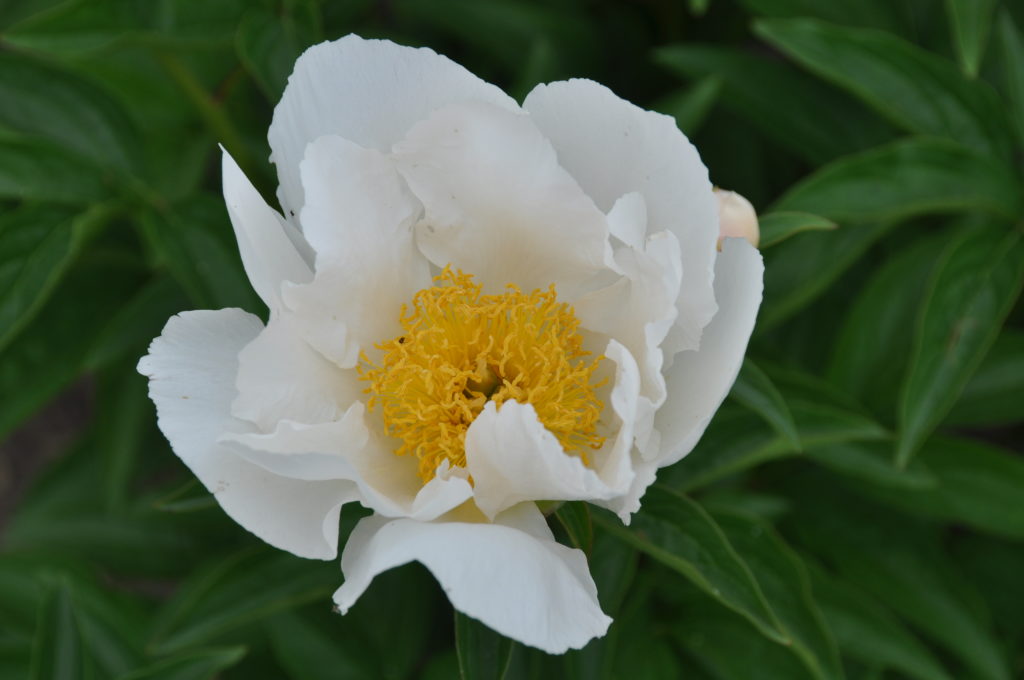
[{"xmin": 361, "ymin": 266, "xmax": 606, "ymax": 482}]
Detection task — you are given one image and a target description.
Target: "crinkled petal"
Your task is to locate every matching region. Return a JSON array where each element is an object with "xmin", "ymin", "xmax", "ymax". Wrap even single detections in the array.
[
  {"xmin": 137, "ymin": 309, "xmax": 356, "ymax": 560},
  {"xmin": 656, "ymin": 238, "xmax": 764, "ymax": 467},
  {"xmin": 269, "ymin": 35, "xmax": 517, "ymax": 221},
  {"xmin": 231, "ymin": 314, "xmax": 363, "ymax": 431},
  {"xmin": 281, "ymin": 135, "xmax": 430, "ymax": 368},
  {"xmin": 393, "ymin": 101, "xmax": 608, "ymax": 294},
  {"xmin": 222, "ymin": 150, "xmax": 312, "ymax": 310},
  {"xmin": 523, "ymin": 79, "xmax": 718, "ymax": 352},
  {"xmin": 222, "ymin": 407, "xmax": 472, "ymax": 522},
  {"xmin": 333, "ymin": 503, "xmax": 610, "ymax": 654}
]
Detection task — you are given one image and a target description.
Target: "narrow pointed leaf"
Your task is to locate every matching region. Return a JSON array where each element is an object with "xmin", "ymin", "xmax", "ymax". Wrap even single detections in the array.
[
  {"xmin": 897, "ymin": 227, "xmax": 1024, "ymax": 466},
  {"xmin": 758, "ymin": 211, "xmax": 836, "ymax": 249},
  {"xmin": 945, "ymin": 0, "xmax": 996, "ymax": 77},
  {"xmin": 731, "ymin": 358, "xmax": 801, "ymax": 451},
  {"xmin": 455, "ymin": 611, "xmax": 515, "ymax": 680}
]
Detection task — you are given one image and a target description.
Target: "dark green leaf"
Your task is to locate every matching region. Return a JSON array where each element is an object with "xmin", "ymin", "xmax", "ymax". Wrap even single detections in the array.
[
  {"xmin": 595, "ymin": 487, "xmax": 786, "ymax": 645},
  {"xmin": 857, "ymin": 438, "xmax": 1024, "ymax": 539},
  {"xmin": 730, "ymin": 358, "xmax": 801, "ymax": 451},
  {"xmin": 758, "ymin": 211, "xmax": 837, "ymax": 249},
  {"xmin": 713, "ymin": 513, "xmax": 843, "ymax": 680},
  {"xmin": 807, "ymin": 564, "xmax": 953, "ymax": 680},
  {"xmin": 654, "ymin": 45, "xmax": 894, "ymax": 164},
  {"xmin": 554, "ymin": 501, "xmax": 593, "ymax": 553},
  {"xmin": 30, "ymin": 582, "xmax": 91, "ymax": 680},
  {"xmin": 236, "ymin": 5, "xmax": 320, "ymax": 102},
  {"xmin": 117, "ymin": 647, "xmax": 246, "ymax": 680},
  {"xmin": 149, "ymin": 550, "xmax": 336, "ymax": 655},
  {"xmin": 945, "ymin": 0, "xmax": 996, "ymax": 77},
  {"xmin": 806, "ymin": 442, "xmax": 936, "ymax": 491},
  {"xmin": 652, "ymin": 76, "xmax": 722, "ymax": 137},
  {"xmin": 0, "ymin": 51, "xmax": 140, "ymax": 172},
  {"xmin": 760, "ymin": 221, "xmax": 891, "ymax": 329},
  {"xmin": 827, "ymin": 231, "xmax": 947, "ymax": 420},
  {"xmin": 0, "ymin": 134, "xmax": 111, "ymax": 204},
  {"xmin": 946, "ymin": 329, "xmax": 1024, "ymax": 426},
  {"xmin": 773, "ymin": 137, "xmax": 1022, "ymax": 223},
  {"xmin": 0, "ymin": 205, "xmax": 80, "ymax": 351},
  {"xmin": 897, "ymin": 226, "xmax": 1024, "ymax": 466},
  {"xmin": 754, "ymin": 18, "xmax": 1012, "ymax": 155},
  {"xmin": 455, "ymin": 611, "xmax": 515, "ymax": 680},
  {"xmin": 265, "ymin": 612, "xmax": 377, "ymax": 680},
  {"xmin": 996, "ymin": 11, "xmax": 1024, "ymax": 145}
]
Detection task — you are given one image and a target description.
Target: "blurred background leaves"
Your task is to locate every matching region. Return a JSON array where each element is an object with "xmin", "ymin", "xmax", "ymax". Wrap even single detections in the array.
[{"xmin": 0, "ymin": 0, "xmax": 1022, "ymax": 678}]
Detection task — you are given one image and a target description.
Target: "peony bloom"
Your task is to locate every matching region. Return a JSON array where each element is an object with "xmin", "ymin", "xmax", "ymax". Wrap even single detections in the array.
[{"xmin": 138, "ymin": 35, "xmax": 763, "ymax": 654}]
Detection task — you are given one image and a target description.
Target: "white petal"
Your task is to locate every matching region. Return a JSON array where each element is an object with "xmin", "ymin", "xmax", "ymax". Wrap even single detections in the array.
[
  {"xmin": 269, "ymin": 35, "xmax": 517, "ymax": 221},
  {"xmin": 465, "ymin": 401, "xmax": 617, "ymax": 520},
  {"xmin": 656, "ymin": 238, "xmax": 764, "ymax": 467},
  {"xmin": 223, "ymin": 407, "xmax": 473, "ymax": 522},
  {"xmin": 222, "ymin": 150, "xmax": 312, "ymax": 309},
  {"xmin": 281, "ymin": 135, "xmax": 430, "ymax": 368},
  {"xmin": 333, "ymin": 504, "xmax": 610, "ymax": 653},
  {"xmin": 137, "ymin": 309, "xmax": 356, "ymax": 559},
  {"xmin": 232, "ymin": 313, "xmax": 363, "ymax": 431},
  {"xmin": 392, "ymin": 101, "xmax": 608, "ymax": 294},
  {"xmin": 606, "ymin": 191, "xmax": 647, "ymax": 251},
  {"xmin": 523, "ymin": 79, "xmax": 718, "ymax": 352}
]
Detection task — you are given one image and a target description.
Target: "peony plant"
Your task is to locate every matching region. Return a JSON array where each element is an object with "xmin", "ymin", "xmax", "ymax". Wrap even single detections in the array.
[{"xmin": 138, "ymin": 35, "xmax": 763, "ymax": 653}]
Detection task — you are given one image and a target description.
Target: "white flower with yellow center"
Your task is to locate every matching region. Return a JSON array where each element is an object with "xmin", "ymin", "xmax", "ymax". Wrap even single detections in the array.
[{"xmin": 138, "ymin": 35, "xmax": 763, "ymax": 653}]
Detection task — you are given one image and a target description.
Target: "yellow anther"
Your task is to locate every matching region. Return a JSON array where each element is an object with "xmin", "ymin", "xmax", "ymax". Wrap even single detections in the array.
[{"xmin": 360, "ymin": 267, "xmax": 605, "ymax": 482}]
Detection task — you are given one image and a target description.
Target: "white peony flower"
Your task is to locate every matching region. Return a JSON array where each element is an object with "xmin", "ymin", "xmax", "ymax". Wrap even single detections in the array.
[{"xmin": 137, "ymin": 35, "xmax": 764, "ymax": 654}]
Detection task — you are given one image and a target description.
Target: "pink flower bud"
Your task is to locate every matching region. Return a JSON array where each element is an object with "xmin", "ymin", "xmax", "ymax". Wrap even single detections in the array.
[{"xmin": 715, "ymin": 188, "xmax": 759, "ymax": 249}]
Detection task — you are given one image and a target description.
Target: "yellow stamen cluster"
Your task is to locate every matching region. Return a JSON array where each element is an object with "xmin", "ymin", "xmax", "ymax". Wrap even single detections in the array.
[{"xmin": 361, "ymin": 267, "xmax": 606, "ymax": 482}]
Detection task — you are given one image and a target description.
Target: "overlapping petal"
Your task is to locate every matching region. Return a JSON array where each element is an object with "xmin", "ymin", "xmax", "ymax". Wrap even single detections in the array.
[
  {"xmin": 333, "ymin": 503, "xmax": 610, "ymax": 654},
  {"xmin": 137, "ymin": 310, "xmax": 357, "ymax": 559}
]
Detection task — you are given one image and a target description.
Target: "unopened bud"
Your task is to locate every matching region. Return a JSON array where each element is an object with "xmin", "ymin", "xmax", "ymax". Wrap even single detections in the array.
[{"xmin": 714, "ymin": 188, "xmax": 759, "ymax": 249}]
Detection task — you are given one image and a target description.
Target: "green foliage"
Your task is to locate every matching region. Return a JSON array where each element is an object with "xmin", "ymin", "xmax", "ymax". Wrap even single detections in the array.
[{"xmin": 1, "ymin": 1, "xmax": 1022, "ymax": 678}]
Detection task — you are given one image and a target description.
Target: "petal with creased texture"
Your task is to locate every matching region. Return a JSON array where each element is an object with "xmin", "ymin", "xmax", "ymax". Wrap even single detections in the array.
[
  {"xmin": 282, "ymin": 135, "xmax": 430, "ymax": 368},
  {"xmin": 269, "ymin": 35, "xmax": 517, "ymax": 221},
  {"xmin": 137, "ymin": 309, "xmax": 357, "ymax": 559},
  {"xmin": 393, "ymin": 101, "xmax": 608, "ymax": 295},
  {"xmin": 523, "ymin": 79, "xmax": 718, "ymax": 353},
  {"xmin": 333, "ymin": 503, "xmax": 610, "ymax": 654}
]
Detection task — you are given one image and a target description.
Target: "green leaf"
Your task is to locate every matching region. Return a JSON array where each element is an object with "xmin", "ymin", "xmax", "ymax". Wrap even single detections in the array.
[
  {"xmin": 827, "ymin": 231, "xmax": 947, "ymax": 420},
  {"xmin": 0, "ymin": 51, "xmax": 140, "ymax": 172},
  {"xmin": 660, "ymin": 401, "xmax": 888, "ymax": 493},
  {"xmin": 595, "ymin": 487, "xmax": 786, "ymax": 646},
  {"xmin": 117, "ymin": 647, "xmax": 246, "ymax": 680},
  {"xmin": 137, "ymin": 199, "xmax": 261, "ymax": 312},
  {"xmin": 757, "ymin": 211, "xmax": 837, "ymax": 249},
  {"xmin": 996, "ymin": 11, "xmax": 1024, "ymax": 145},
  {"xmin": 554, "ymin": 501, "xmax": 593, "ymax": 553},
  {"xmin": 754, "ymin": 18, "xmax": 1012, "ymax": 156},
  {"xmin": 805, "ymin": 442, "xmax": 936, "ymax": 491},
  {"xmin": 455, "ymin": 611, "xmax": 515, "ymax": 680},
  {"xmin": 0, "ymin": 205, "xmax": 79, "ymax": 351},
  {"xmin": 654, "ymin": 45, "xmax": 894, "ymax": 164},
  {"xmin": 236, "ymin": 4, "xmax": 320, "ymax": 102},
  {"xmin": 652, "ymin": 76, "xmax": 722, "ymax": 137},
  {"xmin": 760, "ymin": 220, "xmax": 891, "ymax": 330},
  {"xmin": 773, "ymin": 137, "xmax": 1022, "ymax": 223},
  {"xmin": 807, "ymin": 564, "xmax": 953, "ymax": 680},
  {"xmin": 946, "ymin": 329, "xmax": 1024, "ymax": 426},
  {"xmin": 265, "ymin": 612, "xmax": 377, "ymax": 680},
  {"xmin": 0, "ymin": 253, "xmax": 146, "ymax": 439},
  {"xmin": 735, "ymin": 0, "xmax": 902, "ymax": 31},
  {"xmin": 945, "ymin": 0, "xmax": 996, "ymax": 77},
  {"xmin": 0, "ymin": 134, "xmax": 111, "ymax": 204},
  {"xmin": 789, "ymin": 484, "xmax": 1010, "ymax": 680},
  {"xmin": 713, "ymin": 512, "xmax": 843, "ymax": 680},
  {"xmin": 896, "ymin": 226, "xmax": 1024, "ymax": 466},
  {"xmin": 856, "ymin": 438, "xmax": 1024, "ymax": 540},
  {"xmin": 148, "ymin": 550, "xmax": 336, "ymax": 655},
  {"xmin": 30, "ymin": 582, "xmax": 92, "ymax": 680},
  {"xmin": 730, "ymin": 358, "xmax": 801, "ymax": 451}
]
